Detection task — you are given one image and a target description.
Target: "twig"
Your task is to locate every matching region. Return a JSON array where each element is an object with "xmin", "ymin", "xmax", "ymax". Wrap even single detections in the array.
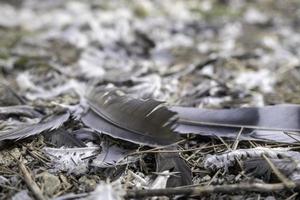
[
  {"xmin": 0, "ymin": 183, "xmax": 21, "ymax": 191},
  {"xmin": 283, "ymin": 132, "xmax": 300, "ymax": 143},
  {"xmin": 232, "ymin": 127, "xmax": 243, "ymax": 150},
  {"xmin": 285, "ymin": 192, "xmax": 298, "ymax": 200},
  {"xmin": 186, "ymin": 143, "xmax": 208, "ymax": 161},
  {"xmin": 125, "ymin": 182, "xmax": 298, "ymax": 198},
  {"xmin": 217, "ymin": 136, "xmax": 231, "ymax": 151},
  {"xmin": 128, "ymin": 143, "xmax": 225, "ymax": 155},
  {"xmin": 18, "ymin": 158, "xmax": 47, "ymax": 200},
  {"xmin": 249, "ymin": 141, "xmax": 257, "ymax": 148},
  {"xmin": 207, "ymin": 169, "xmax": 220, "ymax": 185}
]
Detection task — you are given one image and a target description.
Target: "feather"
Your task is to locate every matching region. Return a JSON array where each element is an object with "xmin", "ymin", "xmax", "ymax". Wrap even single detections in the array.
[
  {"xmin": 172, "ymin": 105, "xmax": 300, "ymax": 143},
  {"xmin": 82, "ymin": 110, "xmax": 174, "ymax": 146},
  {"xmin": 155, "ymin": 152, "xmax": 192, "ymax": 187},
  {"xmin": 91, "ymin": 141, "xmax": 138, "ymax": 168},
  {"xmin": 73, "ymin": 128, "xmax": 100, "ymax": 142},
  {"xmin": 43, "ymin": 129, "xmax": 87, "ymax": 148},
  {"xmin": 243, "ymin": 158, "xmax": 273, "ymax": 181},
  {"xmin": 82, "ymin": 87, "xmax": 179, "ymax": 146},
  {"xmin": 0, "ymin": 110, "xmax": 70, "ymax": 141},
  {"xmin": 204, "ymin": 147, "xmax": 300, "ymax": 171},
  {"xmin": 172, "ymin": 105, "xmax": 300, "ymax": 131},
  {"xmin": 44, "ymin": 146, "xmax": 100, "ymax": 174},
  {"xmin": 0, "ymin": 105, "xmax": 42, "ymax": 119},
  {"xmin": 174, "ymin": 124, "xmax": 300, "ymax": 143},
  {"xmin": 44, "ymin": 143, "xmax": 137, "ymax": 174},
  {"xmin": 243, "ymin": 158, "xmax": 298, "ymax": 181}
]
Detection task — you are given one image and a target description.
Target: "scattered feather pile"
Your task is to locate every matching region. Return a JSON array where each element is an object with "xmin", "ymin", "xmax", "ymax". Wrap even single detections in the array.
[
  {"xmin": 2, "ymin": 1, "xmax": 300, "ymax": 199},
  {"xmin": 3, "ymin": 85, "xmax": 300, "ymax": 145}
]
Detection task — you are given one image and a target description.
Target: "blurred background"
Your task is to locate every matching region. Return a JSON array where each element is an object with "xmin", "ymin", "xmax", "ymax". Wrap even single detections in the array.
[{"xmin": 1, "ymin": 0, "xmax": 300, "ymax": 108}]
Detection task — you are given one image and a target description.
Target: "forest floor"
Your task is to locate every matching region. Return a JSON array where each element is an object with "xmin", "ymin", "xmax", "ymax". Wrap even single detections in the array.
[{"xmin": 1, "ymin": 0, "xmax": 300, "ymax": 199}]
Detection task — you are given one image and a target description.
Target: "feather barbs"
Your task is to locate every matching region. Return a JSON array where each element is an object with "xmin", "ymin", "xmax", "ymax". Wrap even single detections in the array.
[{"xmin": 83, "ymin": 87, "xmax": 180, "ymax": 146}]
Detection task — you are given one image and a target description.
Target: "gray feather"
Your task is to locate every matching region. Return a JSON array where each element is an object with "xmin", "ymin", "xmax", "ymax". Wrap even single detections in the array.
[
  {"xmin": 204, "ymin": 147, "xmax": 300, "ymax": 171},
  {"xmin": 82, "ymin": 87, "xmax": 179, "ymax": 146},
  {"xmin": 0, "ymin": 110, "xmax": 70, "ymax": 141},
  {"xmin": 172, "ymin": 105, "xmax": 300, "ymax": 143},
  {"xmin": 82, "ymin": 109, "xmax": 176, "ymax": 146},
  {"xmin": 243, "ymin": 158, "xmax": 298, "ymax": 181},
  {"xmin": 0, "ymin": 105, "xmax": 42, "ymax": 119},
  {"xmin": 43, "ymin": 129, "xmax": 87, "ymax": 148},
  {"xmin": 172, "ymin": 105, "xmax": 300, "ymax": 131}
]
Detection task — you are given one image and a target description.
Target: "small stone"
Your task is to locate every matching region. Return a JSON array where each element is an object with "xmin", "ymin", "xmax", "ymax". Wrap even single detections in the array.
[
  {"xmin": 226, "ymin": 174, "xmax": 236, "ymax": 183},
  {"xmin": 39, "ymin": 172, "xmax": 61, "ymax": 196},
  {"xmin": 202, "ymin": 175, "xmax": 211, "ymax": 182},
  {"xmin": 0, "ymin": 148, "xmax": 21, "ymax": 166},
  {"xmin": 78, "ymin": 176, "xmax": 97, "ymax": 192}
]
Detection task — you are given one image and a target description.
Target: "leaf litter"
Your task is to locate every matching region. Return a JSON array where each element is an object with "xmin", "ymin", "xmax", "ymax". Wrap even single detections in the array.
[{"xmin": 1, "ymin": 0, "xmax": 300, "ymax": 199}]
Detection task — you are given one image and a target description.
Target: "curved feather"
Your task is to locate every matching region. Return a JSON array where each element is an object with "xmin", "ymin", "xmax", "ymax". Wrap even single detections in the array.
[
  {"xmin": 0, "ymin": 105, "xmax": 42, "ymax": 119},
  {"xmin": 82, "ymin": 109, "xmax": 178, "ymax": 146},
  {"xmin": 0, "ymin": 110, "xmax": 70, "ymax": 141},
  {"xmin": 83, "ymin": 87, "xmax": 179, "ymax": 146}
]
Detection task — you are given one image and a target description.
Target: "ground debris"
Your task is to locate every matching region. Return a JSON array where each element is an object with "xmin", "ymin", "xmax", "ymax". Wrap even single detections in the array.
[{"xmin": 1, "ymin": 0, "xmax": 300, "ymax": 199}]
